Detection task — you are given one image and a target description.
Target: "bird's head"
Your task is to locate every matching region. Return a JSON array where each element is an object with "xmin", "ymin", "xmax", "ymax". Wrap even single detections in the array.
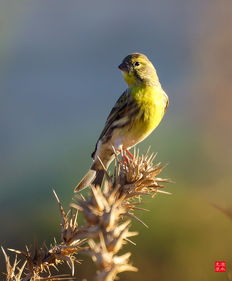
[{"xmin": 118, "ymin": 53, "xmax": 159, "ymax": 87}]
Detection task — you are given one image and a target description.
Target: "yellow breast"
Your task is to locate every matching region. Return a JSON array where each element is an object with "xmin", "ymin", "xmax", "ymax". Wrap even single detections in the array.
[
  {"xmin": 133, "ymin": 85, "xmax": 166, "ymax": 126},
  {"xmin": 110, "ymin": 85, "xmax": 168, "ymax": 150}
]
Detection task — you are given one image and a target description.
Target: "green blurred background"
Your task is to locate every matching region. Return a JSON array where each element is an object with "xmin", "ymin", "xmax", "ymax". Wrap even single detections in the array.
[{"xmin": 1, "ymin": 0, "xmax": 232, "ymax": 280}]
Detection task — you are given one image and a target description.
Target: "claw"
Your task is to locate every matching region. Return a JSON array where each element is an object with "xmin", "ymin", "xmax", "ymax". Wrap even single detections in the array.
[
  {"xmin": 115, "ymin": 147, "xmax": 133, "ymax": 163},
  {"xmin": 125, "ymin": 149, "xmax": 134, "ymax": 159},
  {"xmin": 122, "ymin": 154, "xmax": 130, "ymax": 164}
]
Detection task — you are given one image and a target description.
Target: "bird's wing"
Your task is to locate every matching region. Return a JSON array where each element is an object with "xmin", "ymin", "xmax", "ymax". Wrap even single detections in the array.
[{"xmin": 91, "ymin": 90, "xmax": 138, "ymax": 158}]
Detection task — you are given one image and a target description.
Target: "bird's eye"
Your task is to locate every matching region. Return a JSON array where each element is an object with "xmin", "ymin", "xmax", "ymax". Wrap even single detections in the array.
[{"xmin": 134, "ymin": 61, "xmax": 140, "ymax": 66}]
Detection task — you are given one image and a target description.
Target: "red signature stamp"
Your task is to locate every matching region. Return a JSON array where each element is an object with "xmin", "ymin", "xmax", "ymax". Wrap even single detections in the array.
[{"xmin": 214, "ymin": 261, "xmax": 226, "ymax": 272}]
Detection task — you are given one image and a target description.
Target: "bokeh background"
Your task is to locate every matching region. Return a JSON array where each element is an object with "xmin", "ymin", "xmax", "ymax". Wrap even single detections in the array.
[{"xmin": 1, "ymin": 0, "xmax": 232, "ymax": 280}]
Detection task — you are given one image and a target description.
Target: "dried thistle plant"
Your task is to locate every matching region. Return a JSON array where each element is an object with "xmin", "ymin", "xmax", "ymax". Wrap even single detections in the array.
[
  {"xmin": 2, "ymin": 193, "xmax": 86, "ymax": 281},
  {"xmin": 2, "ymin": 148, "xmax": 170, "ymax": 281},
  {"xmin": 70, "ymin": 148, "xmax": 170, "ymax": 281},
  {"xmin": 1, "ymin": 246, "xmax": 76, "ymax": 281},
  {"xmin": 1, "ymin": 247, "xmax": 26, "ymax": 281}
]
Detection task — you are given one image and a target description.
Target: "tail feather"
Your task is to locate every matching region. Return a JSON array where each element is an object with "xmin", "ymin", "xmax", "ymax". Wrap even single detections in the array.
[
  {"xmin": 74, "ymin": 169, "xmax": 106, "ymax": 192},
  {"xmin": 92, "ymin": 170, "xmax": 105, "ymax": 187},
  {"xmin": 74, "ymin": 154, "xmax": 113, "ymax": 192},
  {"xmin": 74, "ymin": 169, "xmax": 96, "ymax": 192}
]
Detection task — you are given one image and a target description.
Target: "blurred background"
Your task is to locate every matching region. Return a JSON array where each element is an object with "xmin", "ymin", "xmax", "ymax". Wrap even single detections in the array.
[{"xmin": 1, "ymin": 0, "xmax": 232, "ymax": 280}]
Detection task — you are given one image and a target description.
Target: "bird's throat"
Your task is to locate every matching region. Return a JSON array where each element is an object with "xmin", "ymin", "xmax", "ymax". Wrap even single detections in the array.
[{"xmin": 122, "ymin": 72, "xmax": 138, "ymax": 87}]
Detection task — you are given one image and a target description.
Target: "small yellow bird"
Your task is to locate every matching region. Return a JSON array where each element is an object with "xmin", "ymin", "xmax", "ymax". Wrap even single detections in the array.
[{"xmin": 74, "ymin": 53, "xmax": 169, "ymax": 192}]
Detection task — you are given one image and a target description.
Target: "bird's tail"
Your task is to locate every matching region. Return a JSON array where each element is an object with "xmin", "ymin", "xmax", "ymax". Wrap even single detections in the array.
[
  {"xmin": 92, "ymin": 169, "xmax": 105, "ymax": 187},
  {"xmin": 74, "ymin": 169, "xmax": 96, "ymax": 192},
  {"xmin": 74, "ymin": 168, "xmax": 106, "ymax": 192},
  {"xmin": 74, "ymin": 153, "xmax": 114, "ymax": 192}
]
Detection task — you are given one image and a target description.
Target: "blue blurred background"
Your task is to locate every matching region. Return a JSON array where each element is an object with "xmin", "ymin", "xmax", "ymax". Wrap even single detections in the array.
[{"xmin": 1, "ymin": 0, "xmax": 232, "ymax": 280}]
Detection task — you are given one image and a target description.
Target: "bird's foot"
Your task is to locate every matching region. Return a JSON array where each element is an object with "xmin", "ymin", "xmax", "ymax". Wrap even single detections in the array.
[
  {"xmin": 117, "ymin": 148, "xmax": 134, "ymax": 164},
  {"xmin": 125, "ymin": 149, "xmax": 134, "ymax": 159}
]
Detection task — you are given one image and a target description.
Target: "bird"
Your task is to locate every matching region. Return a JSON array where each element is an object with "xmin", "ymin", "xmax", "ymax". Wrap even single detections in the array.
[{"xmin": 74, "ymin": 53, "xmax": 169, "ymax": 192}]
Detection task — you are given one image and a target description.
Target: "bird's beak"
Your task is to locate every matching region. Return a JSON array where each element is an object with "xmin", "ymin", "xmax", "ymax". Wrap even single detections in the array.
[{"xmin": 118, "ymin": 62, "xmax": 128, "ymax": 72}]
